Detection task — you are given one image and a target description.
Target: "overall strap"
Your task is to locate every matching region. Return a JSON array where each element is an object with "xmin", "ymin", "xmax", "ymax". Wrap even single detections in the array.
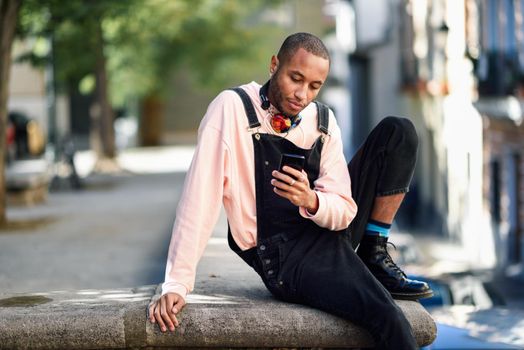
[
  {"xmin": 315, "ymin": 101, "xmax": 330, "ymax": 135},
  {"xmin": 229, "ymin": 87, "xmax": 261, "ymax": 129}
]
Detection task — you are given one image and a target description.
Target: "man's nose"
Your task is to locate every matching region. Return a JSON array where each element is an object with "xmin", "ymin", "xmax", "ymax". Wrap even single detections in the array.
[{"xmin": 295, "ymin": 84, "xmax": 307, "ymax": 101}]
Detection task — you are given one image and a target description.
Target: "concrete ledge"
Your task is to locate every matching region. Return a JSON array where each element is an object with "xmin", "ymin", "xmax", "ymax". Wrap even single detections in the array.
[{"xmin": 0, "ymin": 284, "xmax": 436, "ymax": 349}]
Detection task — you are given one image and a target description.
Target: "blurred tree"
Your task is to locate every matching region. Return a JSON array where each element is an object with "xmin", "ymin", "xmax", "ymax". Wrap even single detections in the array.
[
  {"xmin": 0, "ymin": 0, "xmax": 283, "ymax": 224},
  {"xmin": 0, "ymin": 0, "xmax": 22, "ymax": 226},
  {"xmin": 17, "ymin": 0, "xmax": 137, "ymax": 162},
  {"xmin": 17, "ymin": 0, "xmax": 283, "ymax": 148},
  {"xmin": 104, "ymin": 0, "xmax": 282, "ymax": 145}
]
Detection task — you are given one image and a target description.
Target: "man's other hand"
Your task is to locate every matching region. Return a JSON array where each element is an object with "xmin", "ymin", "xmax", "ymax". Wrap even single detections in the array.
[{"xmin": 148, "ymin": 292, "xmax": 186, "ymax": 332}]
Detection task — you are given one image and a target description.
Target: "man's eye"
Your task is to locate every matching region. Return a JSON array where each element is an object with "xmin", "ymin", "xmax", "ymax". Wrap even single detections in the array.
[{"xmin": 291, "ymin": 76, "xmax": 300, "ymax": 82}]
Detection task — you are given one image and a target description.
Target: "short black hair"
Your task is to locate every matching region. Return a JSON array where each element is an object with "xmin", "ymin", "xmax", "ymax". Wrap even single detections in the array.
[{"xmin": 277, "ymin": 32, "xmax": 330, "ymax": 65}]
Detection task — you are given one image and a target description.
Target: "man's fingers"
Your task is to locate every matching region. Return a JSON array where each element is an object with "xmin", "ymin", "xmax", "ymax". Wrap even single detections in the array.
[
  {"xmin": 282, "ymin": 166, "xmax": 302, "ymax": 179},
  {"xmin": 271, "ymin": 176, "xmax": 302, "ymax": 193},
  {"xmin": 165, "ymin": 294, "xmax": 182, "ymax": 329},
  {"xmin": 272, "ymin": 168, "xmax": 308, "ymax": 190},
  {"xmin": 274, "ymin": 187, "xmax": 295, "ymax": 202},
  {"xmin": 169, "ymin": 295, "xmax": 186, "ymax": 327},
  {"xmin": 300, "ymin": 170, "xmax": 309, "ymax": 184},
  {"xmin": 154, "ymin": 299, "xmax": 167, "ymax": 332},
  {"xmin": 160, "ymin": 297, "xmax": 175, "ymax": 332},
  {"xmin": 148, "ymin": 303, "xmax": 156, "ymax": 323},
  {"xmin": 272, "ymin": 170, "xmax": 296, "ymax": 185},
  {"xmin": 271, "ymin": 178, "xmax": 292, "ymax": 191},
  {"xmin": 148, "ymin": 293, "xmax": 186, "ymax": 332},
  {"xmin": 173, "ymin": 296, "xmax": 186, "ymax": 315},
  {"xmin": 168, "ymin": 296, "xmax": 179, "ymax": 328}
]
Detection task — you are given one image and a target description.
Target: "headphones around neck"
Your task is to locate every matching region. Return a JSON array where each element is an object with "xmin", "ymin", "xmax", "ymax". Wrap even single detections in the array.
[
  {"xmin": 260, "ymin": 80, "xmax": 271, "ymax": 110},
  {"xmin": 259, "ymin": 80, "xmax": 302, "ymax": 133}
]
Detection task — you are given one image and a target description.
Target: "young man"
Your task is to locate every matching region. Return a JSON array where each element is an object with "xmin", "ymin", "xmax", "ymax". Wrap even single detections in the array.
[{"xmin": 149, "ymin": 32, "xmax": 432, "ymax": 349}]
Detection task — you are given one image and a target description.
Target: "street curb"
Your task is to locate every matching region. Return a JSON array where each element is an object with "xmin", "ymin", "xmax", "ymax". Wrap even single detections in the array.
[{"xmin": 0, "ymin": 284, "xmax": 436, "ymax": 349}]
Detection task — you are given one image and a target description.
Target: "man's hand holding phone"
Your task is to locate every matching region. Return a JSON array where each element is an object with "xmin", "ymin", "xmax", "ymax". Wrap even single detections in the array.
[{"xmin": 271, "ymin": 153, "xmax": 319, "ymax": 214}]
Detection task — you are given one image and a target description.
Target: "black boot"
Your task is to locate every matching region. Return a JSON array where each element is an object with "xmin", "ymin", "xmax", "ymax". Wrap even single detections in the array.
[{"xmin": 357, "ymin": 235, "xmax": 433, "ymax": 300}]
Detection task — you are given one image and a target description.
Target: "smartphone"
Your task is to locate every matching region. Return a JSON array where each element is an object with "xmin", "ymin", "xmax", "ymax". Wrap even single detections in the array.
[{"xmin": 279, "ymin": 153, "xmax": 305, "ymax": 175}]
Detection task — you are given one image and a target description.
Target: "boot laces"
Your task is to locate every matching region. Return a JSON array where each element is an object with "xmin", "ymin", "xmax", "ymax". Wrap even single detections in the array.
[{"xmin": 384, "ymin": 242, "xmax": 407, "ymax": 278}]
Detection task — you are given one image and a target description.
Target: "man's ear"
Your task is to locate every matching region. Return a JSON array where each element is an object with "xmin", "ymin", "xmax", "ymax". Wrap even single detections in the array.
[{"xmin": 270, "ymin": 55, "xmax": 279, "ymax": 74}]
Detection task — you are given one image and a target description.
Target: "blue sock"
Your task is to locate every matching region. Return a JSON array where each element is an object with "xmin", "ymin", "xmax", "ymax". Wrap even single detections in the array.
[{"xmin": 365, "ymin": 219, "xmax": 391, "ymax": 238}]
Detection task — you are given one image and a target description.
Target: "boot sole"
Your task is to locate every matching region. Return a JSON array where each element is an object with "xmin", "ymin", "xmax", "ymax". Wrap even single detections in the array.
[{"xmin": 390, "ymin": 290, "xmax": 434, "ymax": 301}]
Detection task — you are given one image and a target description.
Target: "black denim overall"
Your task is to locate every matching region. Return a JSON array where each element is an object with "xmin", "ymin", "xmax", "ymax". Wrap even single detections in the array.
[{"xmin": 228, "ymin": 88, "xmax": 418, "ymax": 350}]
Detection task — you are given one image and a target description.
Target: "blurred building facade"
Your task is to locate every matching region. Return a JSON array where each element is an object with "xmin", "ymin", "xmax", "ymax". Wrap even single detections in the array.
[
  {"xmin": 327, "ymin": 0, "xmax": 524, "ymax": 275},
  {"xmin": 470, "ymin": 0, "xmax": 524, "ymax": 274}
]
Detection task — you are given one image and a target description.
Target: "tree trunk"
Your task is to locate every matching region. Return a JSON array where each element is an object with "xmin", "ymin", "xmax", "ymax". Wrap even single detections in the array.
[
  {"xmin": 140, "ymin": 94, "xmax": 164, "ymax": 146},
  {"xmin": 0, "ymin": 0, "xmax": 22, "ymax": 226},
  {"xmin": 93, "ymin": 17, "xmax": 115, "ymax": 159}
]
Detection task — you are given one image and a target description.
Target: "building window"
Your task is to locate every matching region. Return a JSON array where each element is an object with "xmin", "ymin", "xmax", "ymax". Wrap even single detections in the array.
[
  {"xmin": 476, "ymin": 0, "xmax": 522, "ymax": 96},
  {"xmin": 510, "ymin": 152, "xmax": 522, "ymax": 263},
  {"xmin": 490, "ymin": 159, "xmax": 502, "ymax": 223}
]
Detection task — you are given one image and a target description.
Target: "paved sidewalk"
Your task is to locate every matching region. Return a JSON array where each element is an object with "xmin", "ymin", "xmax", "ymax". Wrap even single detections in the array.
[
  {"xmin": 0, "ymin": 146, "xmax": 202, "ymax": 294},
  {"xmin": 1, "ymin": 145, "xmax": 262, "ymax": 296}
]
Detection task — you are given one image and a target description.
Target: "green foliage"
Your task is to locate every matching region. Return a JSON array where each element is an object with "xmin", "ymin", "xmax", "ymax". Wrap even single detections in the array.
[
  {"xmin": 17, "ymin": 0, "xmax": 134, "ymax": 86},
  {"xmin": 16, "ymin": 0, "xmax": 285, "ymax": 106},
  {"xmin": 105, "ymin": 0, "xmax": 285, "ymax": 104}
]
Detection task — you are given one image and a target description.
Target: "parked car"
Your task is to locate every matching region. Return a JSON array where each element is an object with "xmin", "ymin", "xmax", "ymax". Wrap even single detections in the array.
[
  {"xmin": 6, "ymin": 119, "xmax": 16, "ymax": 164},
  {"xmin": 8, "ymin": 111, "xmax": 45, "ymax": 159}
]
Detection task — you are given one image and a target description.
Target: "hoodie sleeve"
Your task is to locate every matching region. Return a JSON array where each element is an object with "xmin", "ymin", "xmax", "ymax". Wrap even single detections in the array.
[
  {"xmin": 161, "ymin": 92, "xmax": 234, "ymax": 299},
  {"xmin": 299, "ymin": 111, "xmax": 357, "ymax": 230}
]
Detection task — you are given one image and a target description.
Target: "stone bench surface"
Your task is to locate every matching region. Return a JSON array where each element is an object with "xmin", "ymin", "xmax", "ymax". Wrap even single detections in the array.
[{"xmin": 0, "ymin": 284, "xmax": 436, "ymax": 349}]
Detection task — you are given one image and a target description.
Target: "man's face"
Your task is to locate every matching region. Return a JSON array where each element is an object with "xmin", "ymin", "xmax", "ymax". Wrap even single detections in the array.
[{"xmin": 268, "ymin": 48, "xmax": 329, "ymax": 117}]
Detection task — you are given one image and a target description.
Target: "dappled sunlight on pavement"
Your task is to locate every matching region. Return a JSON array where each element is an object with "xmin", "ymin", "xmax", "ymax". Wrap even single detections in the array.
[
  {"xmin": 117, "ymin": 146, "xmax": 196, "ymax": 174},
  {"xmin": 74, "ymin": 146, "xmax": 196, "ymax": 177},
  {"xmin": 430, "ymin": 306, "xmax": 524, "ymax": 348}
]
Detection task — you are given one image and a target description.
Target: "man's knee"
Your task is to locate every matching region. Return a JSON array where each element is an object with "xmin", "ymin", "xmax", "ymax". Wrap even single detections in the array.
[
  {"xmin": 379, "ymin": 116, "xmax": 418, "ymax": 157},
  {"xmin": 359, "ymin": 300, "xmax": 413, "ymax": 341},
  {"xmin": 378, "ymin": 302, "xmax": 413, "ymax": 334},
  {"xmin": 367, "ymin": 303, "xmax": 416, "ymax": 349}
]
